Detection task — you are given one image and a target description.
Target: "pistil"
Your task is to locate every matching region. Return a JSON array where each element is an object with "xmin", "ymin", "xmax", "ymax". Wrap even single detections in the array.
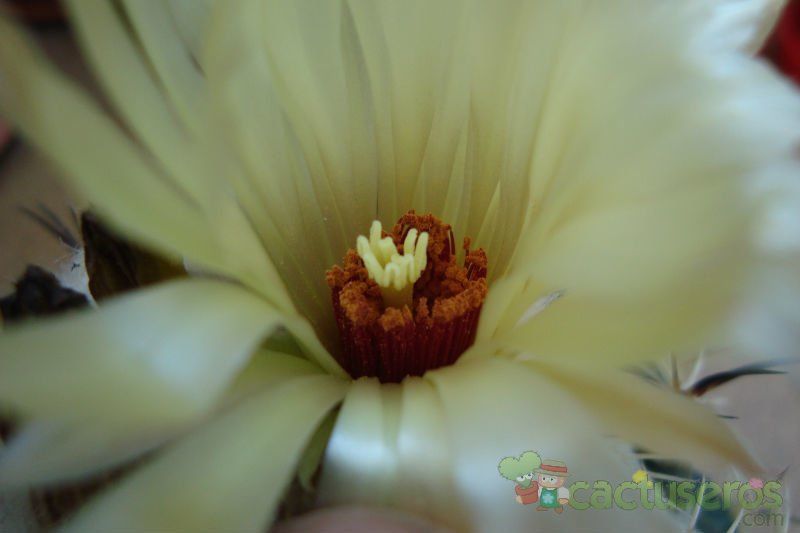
[{"xmin": 355, "ymin": 221, "xmax": 429, "ymax": 309}]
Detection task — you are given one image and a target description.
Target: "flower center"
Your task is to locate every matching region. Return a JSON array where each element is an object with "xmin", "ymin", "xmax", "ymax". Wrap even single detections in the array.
[{"xmin": 326, "ymin": 211, "xmax": 488, "ymax": 383}]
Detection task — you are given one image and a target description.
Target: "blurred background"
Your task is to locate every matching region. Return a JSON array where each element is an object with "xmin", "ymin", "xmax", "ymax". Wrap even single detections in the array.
[{"xmin": 0, "ymin": 0, "xmax": 798, "ymax": 530}]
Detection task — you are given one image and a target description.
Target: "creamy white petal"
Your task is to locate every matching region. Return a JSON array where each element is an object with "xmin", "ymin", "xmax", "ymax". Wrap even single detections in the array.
[
  {"xmin": 206, "ymin": 0, "xmax": 800, "ymax": 299},
  {"xmin": 0, "ymin": 13, "xmax": 295, "ymax": 310},
  {"xmin": 426, "ymin": 359, "xmax": 685, "ymax": 532},
  {"xmin": 69, "ymin": 3, "xmax": 283, "ymax": 309},
  {"xmin": 508, "ymin": 4, "xmax": 800, "ymax": 276},
  {"xmin": 317, "ymin": 377, "xmax": 466, "ymax": 531},
  {"xmin": 0, "ymin": 17, "xmax": 210, "ymax": 266},
  {"xmin": 441, "ymin": 0, "xmax": 573, "ymax": 272},
  {"xmin": 61, "ymin": 374, "xmax": 347, "ymax": 532},
  {"xmin": 168, "ymin": 0, "xmax": 214, "ymax": 67},
  {"xmin": 118, "ymin": 0, "xmax": 206, "ymax": 136},
  {"xmin": 256, "ymin": 0, "xmax": 380, "ymax": 243},
  {"xmin": 64, "ymin": 0, "xmax": 209, "ymax": 204},
  {"xmin": 0, "ymin": 279, "xmax": 280, "ymax": 425},
  {"xmin": 516, "ymin": 358, "xmax": 760, "ymax": 474},
  {"xmin": 317, "ymin": 379, "xmax": 403, "ymax": 506},
  {"xmin": 701, "ymin": 0, "xmax": 788, "ymax": 52},
  {"xmin": 0, "ymin": 421, "xmax": 170, "ymax": 488},
  {"xmin": 347, "ymin": 0, "xmax": 551, "ymax": 272},
  {"xmin": 729, "ymin": 158, "xmax": 800, "ymax": 361},
  {"xmin": 222, "ymin": 349, "xmax": 324, "ymax": 403},
  {"xmin": 318, "ymin": 358, "xmax": 681, "ymax": 531},
  {"xmin": 202, "ymin": 0, "xmax": 557, "ymax": 330},
  {"xmin": 0, "ymin": 351, "xmax": 322, "ymax": 487},
  {"xmin": 205, "ymin": 0, "xmax": 362, "ymax": 340},
  {"xmin": 345, "ymin": 0, "xmax": 468, "ymax": 221},
  {"xmin": 480, "ymin": 1, "xmax": 800, "ymax": 363},
  {"xmin": 0, "ymin": 12, "xmax": 300, "ymax": 311},
  {"xmin": 475, "ymin": 253, "xmax": 740, "ymax": 366}
]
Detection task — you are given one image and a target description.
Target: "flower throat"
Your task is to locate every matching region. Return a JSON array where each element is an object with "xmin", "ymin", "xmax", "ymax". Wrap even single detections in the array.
[{"xmin": 326, "ymin": 211, "xmax": 487, "ymax": 383}]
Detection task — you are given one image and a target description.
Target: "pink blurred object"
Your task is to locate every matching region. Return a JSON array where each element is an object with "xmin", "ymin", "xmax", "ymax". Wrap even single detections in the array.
[{"xmin": 748, "ymin": 477, "xmax": 765, "ymax": 489}]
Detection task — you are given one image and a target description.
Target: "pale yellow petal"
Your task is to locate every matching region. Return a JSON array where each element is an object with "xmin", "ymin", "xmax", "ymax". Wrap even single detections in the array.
[
  {"xmin": 508, "ymin": 4, "xmax": 799, "ymax": 280},
  {"xmin": 425, "ymin": 359, "xmax": 680, "ymax": 531},
  {"xmin": 257, "ymin": 0, "xmax": 379, "ymax": 243},
  {"xmin": 316, "ymin": 377, "xmax": 467, "ymax": 531},
  {"xmin": 167, "ymin": 0, "xmax": 214, "ymax": 66},
  {"xmin": 0, "ymin": 279, "xmax": 280, "ymax": 425},
  {"xmin": 0, "ymin": 421, "xmax": 170, "ymax": 488},
  {"xmin": 474, "ymin": 195, "xmax": 748, "ymax": 363},
  {"xmin": 517, "ymin": 357, "xmax": 761, "ymax": 474},
  {"xmin": 317, "ymin": 379, "xmax": 402, "ymax": 505},
  {"xmin": 347, "ymin": 0, "xmax": 548, "ymax": 271},
  {"xmin": 118, "ymin": 0, "xmax": 206, "ymax": 135},
  {"xmin": 0, "ymin": 16, "xmax": 215, "ymax": 268},
  {"xmin": 222, "ymin": 349, "xmax": 323, "ymax": 403},
  {"xmin": 701, "ymin": 0, "xmax": 788, "ymax": 52},
  {"xmin": 203, "ymin": 0, "xmax": 550, "ymax": 331},
  {"xmin": 197, "ymin": 0, "xmax": 800, "ymax": 335},
  {"xmin": 318, "ymin": 358, "xmax": 699, "ymax": 530},
  {"xmin": 346, "ymin": 0, "xmax": 467, "ymax": 221},
  {"xmin": 475, "ymin": 269, "xmax": 731, "ymax": 366},
  {"xmin": 204, "ymin": 0, "xmax": 355, "ymax": 340},
  {"xmin": 69, "ymin": 1, "xmax": 295, "ymax": 309},
  {"xmin": 392, "ymin": 378, "xmax": 464, "ymax": 524},
  {"xmin": 485, "ymin": 2, "xmax": 800, "ymax": 362},
  {"xmin": 318, "ymin": 360, "xmax": 677, "ymax": 532},
  {"xmin": 61, "ymin": 375, "xmax": 347, "ymax": 532},
  {"xmin": 0, "ymin": 351, "xmax": 323, "ymax": 487},
  {"xmin": 64, "ymin": 0, "xmax": 209, "ymax": 205},
  {"xmin": 445, "ymin": 0, "xmax": 574, "ymax": 272},
  {"xmin": 1, "ymin": 13, "xmax": 295, "ymax": 310}
]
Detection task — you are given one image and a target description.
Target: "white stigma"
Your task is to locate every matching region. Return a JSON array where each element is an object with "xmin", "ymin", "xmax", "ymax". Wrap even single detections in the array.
[{"xmin": 356, "ymin": 220, "xmax": 429, "ymax": 308}]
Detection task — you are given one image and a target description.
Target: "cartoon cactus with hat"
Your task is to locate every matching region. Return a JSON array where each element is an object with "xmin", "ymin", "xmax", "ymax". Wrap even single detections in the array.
[{"xmin": 498, "ymin": 451, "xmax": 542, "ymax": 505}]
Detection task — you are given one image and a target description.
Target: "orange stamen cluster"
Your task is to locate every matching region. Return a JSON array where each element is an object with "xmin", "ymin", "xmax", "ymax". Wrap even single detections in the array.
[{"xmin": 326, "ymin": 211, "xmax": 487, "ymax": 382}]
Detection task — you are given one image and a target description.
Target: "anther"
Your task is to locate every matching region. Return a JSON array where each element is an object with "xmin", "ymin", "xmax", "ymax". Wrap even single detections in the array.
[{"xmin": 355, "ymin": 220, "xmax": 429, "ymax": 309}]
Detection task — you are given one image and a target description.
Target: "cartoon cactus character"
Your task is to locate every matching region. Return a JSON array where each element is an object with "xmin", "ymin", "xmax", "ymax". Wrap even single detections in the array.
[{"xmin": 498, "ymin": 451, "xmax": 542, "ymax": 505}]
